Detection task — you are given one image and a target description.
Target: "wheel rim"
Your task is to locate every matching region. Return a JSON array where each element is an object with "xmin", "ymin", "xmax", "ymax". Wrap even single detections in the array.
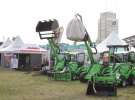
[{"xmin": 122, "ymin": 81, "xmax": 126, "ymax": 87}]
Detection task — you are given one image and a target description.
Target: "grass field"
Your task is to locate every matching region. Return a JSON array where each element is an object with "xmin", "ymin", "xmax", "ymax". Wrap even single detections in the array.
[{"xmin": 0, "ymin": 67, "xmax": 135, "ymax": 100}]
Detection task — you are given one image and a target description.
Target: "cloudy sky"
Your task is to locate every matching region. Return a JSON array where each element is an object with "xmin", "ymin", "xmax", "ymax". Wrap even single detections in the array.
[{"xmin": 0, "ymin": 0, "xmax": 134, "ymax": 44}]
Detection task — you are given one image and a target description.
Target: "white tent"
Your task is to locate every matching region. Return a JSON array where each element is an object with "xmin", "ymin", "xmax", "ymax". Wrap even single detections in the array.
[
  {"xmin": 0, "ymin": 36, "xmax": 47, "ymax": 69},
  {"xmin": 97, "ymin": 31, "xmax": 127, "ymax": 53},
  {"xmin": 0, "ymin": 38, "xmax": 12, "ymax": 49},
  {"xmin": 0, "ymin": 36, "xmax": 24, "ymax": 53},
  {"xmin": 0, "ymin": 36, "xmax": 46, "ymax": 54},
  {"xmin": 0, "ymin": 36, "xmax": 23, "ymax": 67}
]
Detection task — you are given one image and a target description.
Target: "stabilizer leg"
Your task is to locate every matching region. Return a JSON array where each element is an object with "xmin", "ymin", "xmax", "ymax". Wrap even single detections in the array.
[{"xmin": 86, "ymin": 81, "xmax": 95, "ymax": 95}]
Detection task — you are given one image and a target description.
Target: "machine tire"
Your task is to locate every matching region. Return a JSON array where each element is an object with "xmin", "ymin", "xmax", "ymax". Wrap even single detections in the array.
[
  {"xmin": 113, "ymin": 85, "xmax": 117, "ymax": 96},
  {"xmin": 132, "ymin": 77, "xmax": 135, "ymax": 85},
  {"xmin": 121, "ymin": 80, "xmax": 127, "ymax": 87},
  {"xmin": 71, "ymin": 75, "xmax": 77, "ymax": 80},
  {"xmin": 79, "ymin": 72, "xmax": 87, "ymax": 83},
  {"xmin": 120, "ymin": 76, "xmax": 127, "ymax": 87}
]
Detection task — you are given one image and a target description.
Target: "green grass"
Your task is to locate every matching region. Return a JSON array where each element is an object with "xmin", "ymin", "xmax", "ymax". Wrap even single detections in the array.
[{"xmin": 0, "ymin": 67, "xmax": 135, "ymax": 100}]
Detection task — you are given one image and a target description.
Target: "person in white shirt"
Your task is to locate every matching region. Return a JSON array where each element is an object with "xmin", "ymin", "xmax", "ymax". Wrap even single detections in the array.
[{"xmin": 10, "ymin": 55, "xmax": 18, "ymax": 69}]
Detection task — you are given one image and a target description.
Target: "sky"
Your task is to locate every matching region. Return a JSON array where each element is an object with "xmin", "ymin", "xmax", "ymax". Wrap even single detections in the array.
[{"xmin": 0, "ymin": 0, "xmax": 134, "ymax": 45}]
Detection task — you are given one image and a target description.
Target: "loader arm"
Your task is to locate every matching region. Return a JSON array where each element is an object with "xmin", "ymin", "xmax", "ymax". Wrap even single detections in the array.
[
  {"xmin": 84, "ymin": 35, "xmax": 96, "ymax": 65},
  {"xmin": 73, "ymin": 14, "xmax": 117, "ymax": 96},
  {"xmin": 76, "ymin": 13, "xmax": 96, "ymax": 65},
  {"xmin": 36, "ymin": 19, "xmax": 63, "ymax": 71},
  {"xmin": 48, "ymin": 39, "xmax": 60, "ymax": 63}
]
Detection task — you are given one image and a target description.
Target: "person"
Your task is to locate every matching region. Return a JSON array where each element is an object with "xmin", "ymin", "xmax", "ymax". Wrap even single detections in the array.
[
  {"xmin": 26, "ymin": 56, "xmax": 31, "ymax": 73},
  {"xmin": 10, "ymin": 55, "xmax": 18, "ymax": 69},
  {"xmin": 102, "ymin": 52, "xmax": 109, "ymax": 67}
]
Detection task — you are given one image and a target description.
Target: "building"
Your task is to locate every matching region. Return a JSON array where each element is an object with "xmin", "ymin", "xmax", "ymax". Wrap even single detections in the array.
[
  {"xmin": 96, "ymin": 12, "xmax": 118, "ymax": 44},
  {"xmin": 123, "ymin": 35, "xmax": 135, "ymax": 47}
]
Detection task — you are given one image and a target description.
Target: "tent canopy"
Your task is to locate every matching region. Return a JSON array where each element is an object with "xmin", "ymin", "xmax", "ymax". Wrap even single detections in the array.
[
  {"xmin": 0, "ymin": 36, "xmax": 24, "ymax": 53},
  {"xmin": 19, "ymin": 44, "xmax": 47, "ymax": 54},
  {"xmin": 97, "ymin": 31, "xmax": 127, "ymax": 53},
  {"xmin": 0, "ymin": 38, "xmax": 12, "ymax": 49},
  {"xmin": 0, "ymin": 36, "xmax": 46, "ymax": 54}
]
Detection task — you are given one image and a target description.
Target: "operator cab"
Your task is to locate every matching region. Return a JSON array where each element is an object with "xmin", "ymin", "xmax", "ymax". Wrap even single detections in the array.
[
  {"xmin": 57, "ymin": 52, "xmax": 85, "ymax": 73},
  {"xmin": 66, "ymin": 52, "xmax": 85, "ymax": 66},
  {"xmin": 100, "ymin": 45, "xmax": 129, "ymax": 67},
  {"xmin": 108, "ymin": 45, "xmax": 129, "ymax": 63}
]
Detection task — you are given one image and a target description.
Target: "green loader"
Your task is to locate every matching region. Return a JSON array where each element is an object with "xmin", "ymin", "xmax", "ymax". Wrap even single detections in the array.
[
  {"xmin": 86, "ymin": 45, "xmax": 135, "ymax": 96},
  {"xmin": 52, "ymin": 51, "xmax": 86, "ymax": 81},
  {"xmin": 66, "ymin": 14, "xmax": 116, "ymax": 96},
  {"xmin": 110, "ymin": 47, "xmax": 135, "ymax": 87},
  {"xmin": 86, "ymin": 51, "xmax": 117, "ymax": 96},
  {"xmin": 36, "ymin": 19, "xmax": 87, "ymax": 81},
  {"xmin": 36, "ymin": 19, "xmax": 66, "ymax": 77}
]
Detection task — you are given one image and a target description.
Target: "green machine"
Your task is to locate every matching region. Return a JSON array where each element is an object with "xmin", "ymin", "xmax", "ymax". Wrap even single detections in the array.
[
  {"xmin": 66, "ymin": 14, "xmax": 102, "ymax": 83},
  {"xmin": 86, "ymin": 50, "xmax": 117, "ymax": 96},
  {"xmin": 53, "ymin": 51, "xmax": 86, "ymax": 81},
  {"xmin": 66, "ymin": 14, "xmax": 116, "ymax": 95},
  {"xmin": 87, "ymin": 45, "xmax": 135, "ymax": 96},
  {"xmin": 128, "ymin": 51, "xmax": 135, "ymax": 85},
  {"xmin": 66, "ymin": 14, "xmax": 118, "ymax": 96},
  {"xmin": 36, "ymin": 19, "xmax": 86, "ymax": 81},
  {"xmin": 36, "ymin": 19, "xmax": 65, "ymax": 75},
  {"xmin": 109, "ymin": 46, "xmax": 135, "ymax": 87},
  {"xmin": 53, "ymin": 14, "xmax": 101, "ymax": 80}
]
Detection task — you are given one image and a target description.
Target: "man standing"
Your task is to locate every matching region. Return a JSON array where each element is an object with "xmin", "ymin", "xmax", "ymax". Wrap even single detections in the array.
[{"xmin": 10, "ymin": 55, "xmax": 18, "ymax": 69}]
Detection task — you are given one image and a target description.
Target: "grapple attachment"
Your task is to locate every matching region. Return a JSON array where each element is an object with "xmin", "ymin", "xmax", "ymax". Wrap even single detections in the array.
[
  {"xmin": 36, "ymin": 19, "xmax": 59, "ymax": 39},
  {"xmin": 86, "ymin": 81, "xmax": 117, "ymax": 96}
]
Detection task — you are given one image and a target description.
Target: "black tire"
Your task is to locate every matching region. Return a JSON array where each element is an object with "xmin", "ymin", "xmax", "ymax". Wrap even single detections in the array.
[
  {"xmin": 79, "ymin": 72, "xmax": 87, "ymax": 83},
  {"xmin": 128, "ymin": 76, "xmax": 133, "ymax": 85},
  {"xmin": 71, "ymin": 75, "xmax": 77, "ymax": 80},
  {"xmin": 113, "ymin": 85, "xmax": 117, "ymax": 96},
  {"xmin": 120, "ymin": 76, "xmax": 127, "ymax": 87},
  {"xmin": 121, "ymin": 80, "xmax": 127, "ymax": 87},
  {"xmin": 132, "ymin": 77, "xmax": 135, "ymax": 85}
]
